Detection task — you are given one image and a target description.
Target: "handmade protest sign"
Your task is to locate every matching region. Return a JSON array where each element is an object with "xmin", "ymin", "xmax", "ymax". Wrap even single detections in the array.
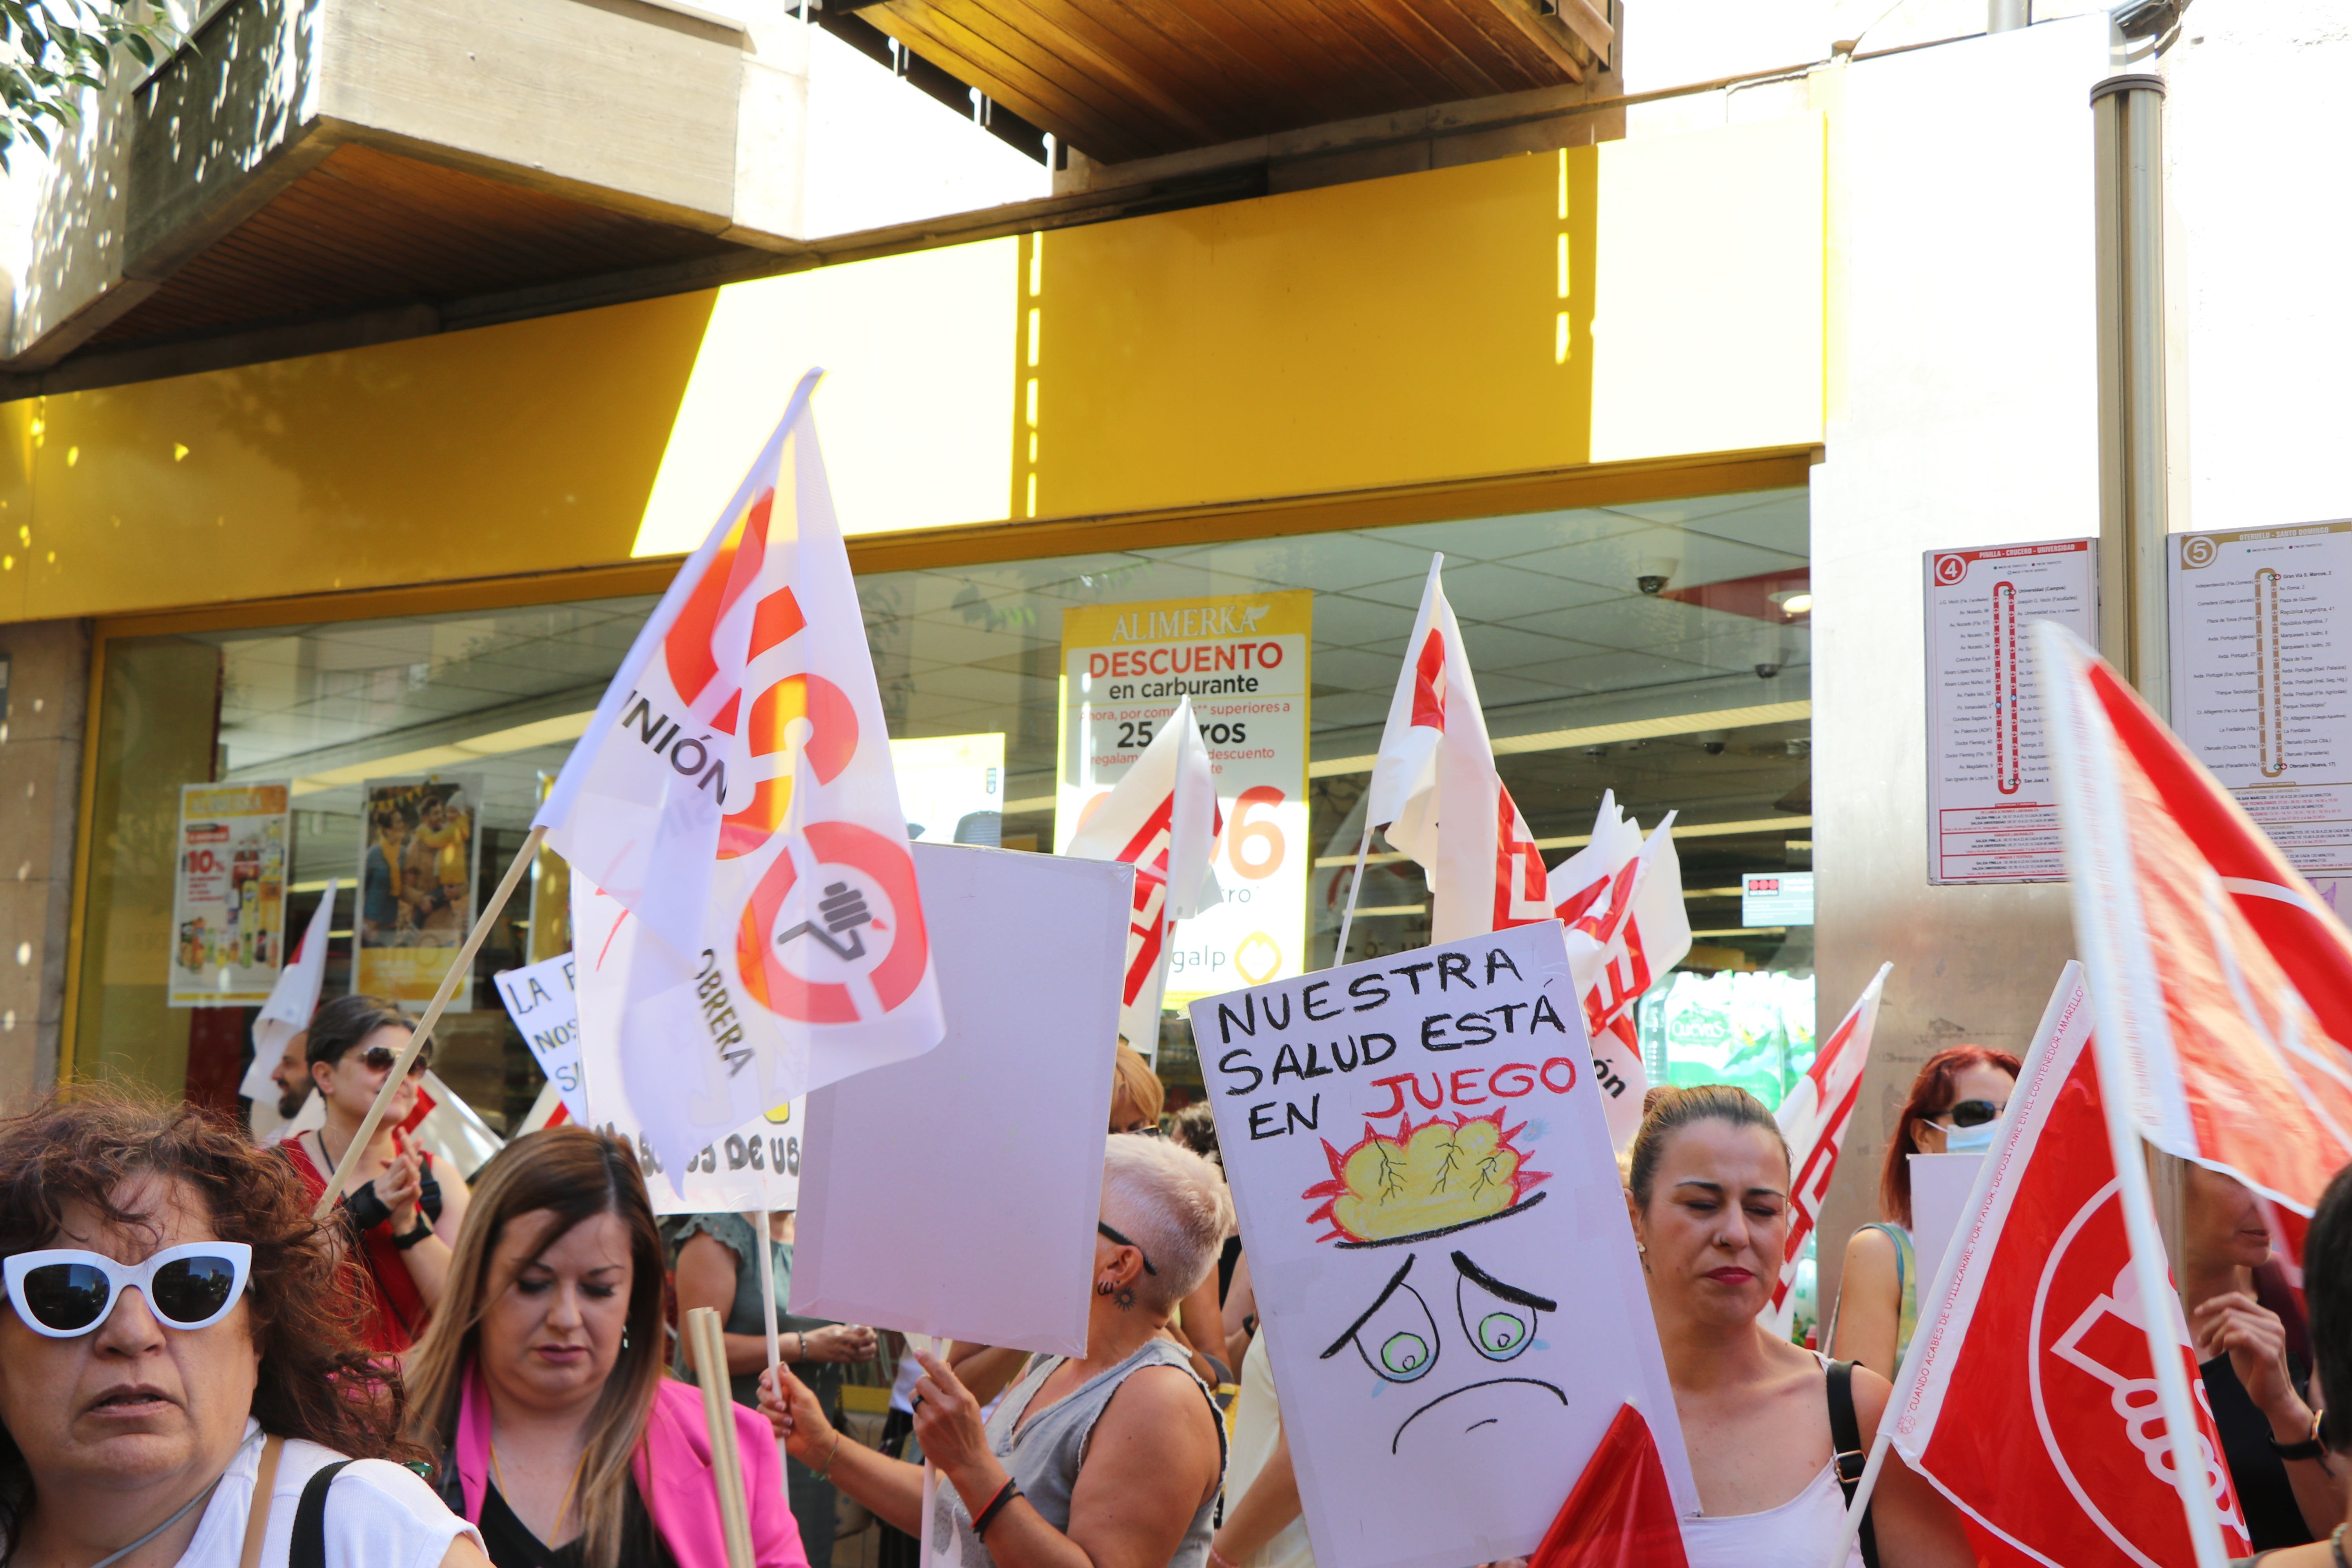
[
  {"xmin": 1191, "ymin": 921, "xmax": 1696, "ymax": 1568},
  {"xmin": 494, "ymin": 954, "xmax": 588, "ymax": 1127},
  {"xmin": 791, "ymin": 841, "xmax": 1130, "ymax": 1357}
]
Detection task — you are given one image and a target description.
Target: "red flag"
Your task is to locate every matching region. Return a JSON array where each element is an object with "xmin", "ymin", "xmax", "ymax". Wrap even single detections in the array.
[
  {"xmin": 1764, "ymin": 963, "xmax": 1889, "ymax": 1334},
  {"xmin": 1885, "ymin": 963, "xmax": 2250, "ymax": 1564},
  {"xmin": 2040, "ymin": 621, "xmax": 2352, "ymax": 1215},
  {"xmin": 1525, "ymin": 1404, "xmax": 1688, "ymax": 1568}
]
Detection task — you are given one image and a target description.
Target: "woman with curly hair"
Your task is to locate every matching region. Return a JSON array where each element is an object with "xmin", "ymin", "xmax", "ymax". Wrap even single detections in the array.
[{"xmin": 0, "ymin": 1087, "xmax": 487, "ymax": 1567}]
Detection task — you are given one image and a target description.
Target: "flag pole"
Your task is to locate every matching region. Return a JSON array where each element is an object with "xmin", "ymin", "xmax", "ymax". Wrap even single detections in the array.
[
  {"xmin": 1331, "ymin": 822, "xmax": 1373, "ymax": 969},
  {"xmin": 757, "ymin": 1206, "xmax": 785, "ymax": 1396},
  {"xmin": 312, "ymin": 823, "xmax": 546, "ymax": 1221},
  {"xmin": 2089, "ymin": 1032, "xmax": 2234, "ymax": 1568}
]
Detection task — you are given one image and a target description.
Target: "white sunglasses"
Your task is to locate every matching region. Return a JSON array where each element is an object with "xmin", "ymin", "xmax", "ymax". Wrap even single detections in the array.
[{"xmin": 3, "ymin": 1242, "xmax": 253, "ymax": 1338}]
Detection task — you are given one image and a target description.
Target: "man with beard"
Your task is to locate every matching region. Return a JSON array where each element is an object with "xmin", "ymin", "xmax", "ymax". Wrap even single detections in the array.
[{"xmin": 258, "ymin": 1026, "xmax": 311, "ymax": 1143}]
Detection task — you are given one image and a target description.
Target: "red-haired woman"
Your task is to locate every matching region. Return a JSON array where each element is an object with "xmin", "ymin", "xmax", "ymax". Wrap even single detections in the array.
[{"xmin": 1829, "ymin": 1045, "xmax": 2020, "ymax": 1377}]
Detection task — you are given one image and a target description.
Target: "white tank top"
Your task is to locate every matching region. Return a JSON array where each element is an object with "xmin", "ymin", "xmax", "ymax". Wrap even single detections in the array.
[{"xmin": 1679, "ymin": 1352, "xmax": 1866, "ymax": 1568}]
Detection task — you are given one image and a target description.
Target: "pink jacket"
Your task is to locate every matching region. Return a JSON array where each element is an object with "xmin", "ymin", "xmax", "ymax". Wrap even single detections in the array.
[{"xmin": 452, "ymin": 1363, "xmax": 809, "ymax": 1568}]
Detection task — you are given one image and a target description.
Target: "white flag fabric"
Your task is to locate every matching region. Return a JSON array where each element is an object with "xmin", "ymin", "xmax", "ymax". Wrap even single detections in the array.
[
  {"xmin": 1063, "ymin": 694, "xmax": 1221, "ymax": 1054},
  {"xmin": 1365, "ymin": 556, "xmax": 1550, "ymax": 942},
  {"xmin": 1545, "ymin": 793, "xmax": 1692, "ymax": 1149},
  {"xmin": 532, "ymin": 372, "xmax": 944, "ymax": 1171},
  {"xmin": 241, "ymin": 880, "xmax": 338, "ymax": 1143},
  {"xmin": 1766, "ymin": 961, "xmax": 1890, "ymax": 1335}
]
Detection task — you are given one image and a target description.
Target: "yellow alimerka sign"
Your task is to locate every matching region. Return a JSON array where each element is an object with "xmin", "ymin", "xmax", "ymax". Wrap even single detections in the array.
[{"xmin": 1056, "ymin": 591, "xmax": 1313, "ymax": 1034}]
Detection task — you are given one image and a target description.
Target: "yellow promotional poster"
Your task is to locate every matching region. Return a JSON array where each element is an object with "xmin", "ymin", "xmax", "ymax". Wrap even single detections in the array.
[
  {"xmin": 168, "ymin": 783, "xmax": 291, "ymax": 1007},
  {"xmin": 1056, "ymin": 591, "xmax": 1312, "ymax": 1022},
  {"xmin": 354, "ymin": 774, "xmax": 484, "ymax": 1011}
]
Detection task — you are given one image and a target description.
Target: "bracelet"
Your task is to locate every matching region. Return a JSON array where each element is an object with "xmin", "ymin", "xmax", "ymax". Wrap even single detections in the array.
[
  {"xmin": 2270, "ymin": 1406, "xmax": 2329, "ymax": 1461},
  {"xmin": 391, "ymin": 1216, "xmax": 435, "ymax": 1251},
  {"xmin": 798, "ymin": 1330, "xmax": 808, "ymax": 1363},
  {"xmin": 973, "ymin": 1479, "xmax": 1023, "ymax": 1540},
  {"xmin": 811, "ymin": 1432, "xmax": 843, "ymax": 1481}
]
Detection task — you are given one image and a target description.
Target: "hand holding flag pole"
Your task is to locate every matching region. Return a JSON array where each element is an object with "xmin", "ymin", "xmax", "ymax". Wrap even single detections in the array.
[{"xmin": 311, "ymin": 823, "xmax": 546, "ymax": 1221}]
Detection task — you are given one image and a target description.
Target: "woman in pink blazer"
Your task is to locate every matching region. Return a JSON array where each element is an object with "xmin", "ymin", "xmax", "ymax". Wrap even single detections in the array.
[{"xmin": 408, "ymin": 1128, "xmax": 807, "ymax": 1568}]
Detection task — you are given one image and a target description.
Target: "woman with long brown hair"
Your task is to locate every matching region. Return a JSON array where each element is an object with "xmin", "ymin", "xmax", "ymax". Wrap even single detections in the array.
[
  {"xmin": 405, "ymin": 1126, "xmax": 806, "ymax": 1568},
  {"xmin": 0, "ymin": 1087, "xmax": 486, "ymax": 1567},
  {"xmin": 1829, "ymin": 1045, "xmax": 2020, "ymax": 1376}
]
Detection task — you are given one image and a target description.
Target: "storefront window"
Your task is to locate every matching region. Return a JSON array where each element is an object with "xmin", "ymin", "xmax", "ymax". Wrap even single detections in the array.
[{"xmin": 73, "ymin": 486, "xmax": 1812, "ymax": 1116}]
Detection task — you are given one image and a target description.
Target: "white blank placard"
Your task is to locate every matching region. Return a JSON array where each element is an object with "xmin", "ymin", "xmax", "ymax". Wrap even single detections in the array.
[{"xmin": 789, "ymin": 841, "xmax": 1132, "ymax": 1357}]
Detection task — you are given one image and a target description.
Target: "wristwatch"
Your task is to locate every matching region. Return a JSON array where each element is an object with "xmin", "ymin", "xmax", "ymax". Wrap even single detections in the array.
[{"xmin": 392, "ymin": 1215, "xmax": 436, "ymax": 1251}]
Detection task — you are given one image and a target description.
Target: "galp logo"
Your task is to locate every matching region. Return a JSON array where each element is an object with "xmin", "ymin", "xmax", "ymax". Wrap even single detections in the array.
[{"xmin": 2031, "ymin": 1178, "xmax": 2247, "ymax": 1564}]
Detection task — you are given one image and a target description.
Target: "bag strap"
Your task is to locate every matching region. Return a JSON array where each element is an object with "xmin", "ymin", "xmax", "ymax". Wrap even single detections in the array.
[
  {"xmin": 292, "ymin": 1460, "xmax": 353, "ymax": 1568},
  {"xmin": 238, "ymin": 1435, "xmax": 286, "ymax": 1568},
  {"xmin": 1825, "ymin": 1360, "xmax": 1880, "ymax": 1568}
]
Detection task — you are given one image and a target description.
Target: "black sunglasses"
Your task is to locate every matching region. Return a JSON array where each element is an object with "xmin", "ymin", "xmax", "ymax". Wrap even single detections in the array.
[
  {"xmin": 1931, "ymin": 1098, "xmax": 2001, "ymax": 1129},
  {"xmin": 1098, "ymin": 1222, "xmax": 1158, "ymax": 1276}
]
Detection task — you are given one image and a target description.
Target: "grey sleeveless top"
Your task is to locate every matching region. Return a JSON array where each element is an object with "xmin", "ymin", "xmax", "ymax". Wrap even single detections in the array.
[{"xmin": 929, "ymin": 1338, "xmax": 1226, "ymax": 1568}]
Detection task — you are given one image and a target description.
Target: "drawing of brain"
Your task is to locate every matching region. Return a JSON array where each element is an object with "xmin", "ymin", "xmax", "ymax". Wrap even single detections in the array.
[{"xmin": 1306, "ymin": 1111, "xmax": 1550, "ymax": 1247}]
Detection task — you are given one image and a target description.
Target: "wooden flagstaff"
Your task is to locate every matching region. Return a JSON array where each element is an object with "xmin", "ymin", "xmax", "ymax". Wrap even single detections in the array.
[{"xmin": 310, "ymin": 822, "xmax": 547, "ymax": 1221}]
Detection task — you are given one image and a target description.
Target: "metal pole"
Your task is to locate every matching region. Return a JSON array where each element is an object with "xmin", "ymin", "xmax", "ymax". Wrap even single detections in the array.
[
  {"xmin": 1989, "ymin": 0, "xmax": 2029, "ymax": 32},
  {"xmin": 2092, "ymin": 74, "xmax": 2171, "ymax": 716}
]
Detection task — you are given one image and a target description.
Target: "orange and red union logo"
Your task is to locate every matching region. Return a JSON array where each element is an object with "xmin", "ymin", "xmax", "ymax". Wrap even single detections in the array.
[{"xmin": 733, "ymin": 821, "xmax": 929, "ymax": 1026}]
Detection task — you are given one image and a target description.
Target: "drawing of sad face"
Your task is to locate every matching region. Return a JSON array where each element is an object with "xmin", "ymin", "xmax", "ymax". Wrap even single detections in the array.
[{"xmin": 1322, "ymin": 1249, "xmax": 1568, "ymax": 1457}]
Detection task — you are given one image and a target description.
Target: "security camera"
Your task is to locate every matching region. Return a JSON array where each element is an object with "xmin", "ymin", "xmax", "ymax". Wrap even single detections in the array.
[
  {"xmin": 1636, "ymin": 554, "xmax": 1677, "ymax": 596},
  {"xmin": 1697, "ymin": 729, "xmax": 1727, "ymax": 756},
  {"xmin": 1755, "ymin": 662, "xmax": 1782, "ymax": 679},
  {"xmin": 1637, "ymin": 575, "xmax": 1670, "ymax": 596}
]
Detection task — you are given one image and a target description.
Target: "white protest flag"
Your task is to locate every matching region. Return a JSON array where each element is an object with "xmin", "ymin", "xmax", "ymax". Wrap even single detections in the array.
[
  {"xmin": 573, "ymin": 879, "xmax": 808, "ymax": 1213},
  {"xmin": 2036, "ymin": 619, "xmax": 2352, "ymax": 1218},
  {"xmin": 241, "ymin": 880, "xmax": 339, "ymax": 1143},
  {"xmin": 1846, "ymin": 962, "xmax": 2248, "ymax": 1568},
  {"xmin": 1364, "ymin": 556, "xmax": 1550, "ymax": 942},
  {"xmin": 533, "ymin": 371, "xmax": 944, "ymax": 1171},
  {"xmin": 1764, "ymin": 960, "xmax": 1888, "ymax": 1336},
  {"xmin": 1544, "ymin": 792, "xmax": 1691, "ymax": 1148},
  {"xmin": 1063, "ymin": 693, "xmax": 1221, "ymax": 1057}
]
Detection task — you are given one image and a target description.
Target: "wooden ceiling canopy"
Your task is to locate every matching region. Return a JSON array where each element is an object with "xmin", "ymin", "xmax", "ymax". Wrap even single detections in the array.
[{"xmin": 853, "ymin": 0, "xmax": 1613, "ymax": 164}]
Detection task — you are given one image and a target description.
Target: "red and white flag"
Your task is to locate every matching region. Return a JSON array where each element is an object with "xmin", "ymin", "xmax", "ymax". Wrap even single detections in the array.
[
  {"xmin": 241, "ymin": 881, "xmax": 338, "ymax": 1143},
  {"xmin": 534, "ymin": 372, "xmax": 944, "ymax": 1171},
  {"xmin": 1882, "ymin": 961, "xmax": 2250, "ymax": 1565},
  {"xmin": 1765, "ymin": 961, "xmax": 1889, "ymax": 1335},
  {"xmin": 1065, "ymin": 693, "xmax": 1222, "ymax": 1057},
  {"xmin": 2037, "ymin": 620, "xmax": 2352, "ymax": 1216},
  {"xmin": 1547, "ymin": 793, "xmax": 1692, "ymax": 1148},
  {"xmin": 1526, "ymin": 1404, "xmax": 1688, "ymax": 1568},
  {"xmin": 1366, "ymin": 556, "xmax": 1550, "ymax": 942}
]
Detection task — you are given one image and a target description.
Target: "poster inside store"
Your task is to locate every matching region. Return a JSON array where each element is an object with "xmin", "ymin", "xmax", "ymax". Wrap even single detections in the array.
[
  {"xmin": 1057, "ymin": 591, "xmax": 1311, "ymax": 1012},
  {"xmin": 354, "ymin": 774, "xmax": 482, "ymax": 1010},
  {"xmin": 168, "ymin": 782, "xmax": 290, "ymax": 1007}
]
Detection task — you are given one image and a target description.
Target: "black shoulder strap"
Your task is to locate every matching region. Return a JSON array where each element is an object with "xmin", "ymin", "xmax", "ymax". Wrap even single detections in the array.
[
  {"xmin": 291, "ymin": 1459, "xmax": 353, "ymax": 1568},
  {"xmin": 1825, "ymin": 1360, "xmax": 1880, "ymax": 1568}
]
